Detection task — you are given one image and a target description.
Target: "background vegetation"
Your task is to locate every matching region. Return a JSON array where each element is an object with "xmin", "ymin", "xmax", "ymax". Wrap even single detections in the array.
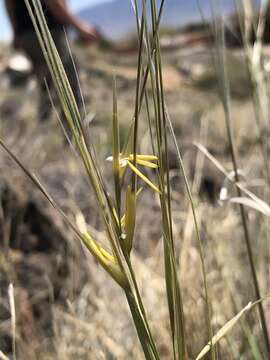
[{"xmin": 1, "ymin": 0, "xmax": 270, "ymax": 359}]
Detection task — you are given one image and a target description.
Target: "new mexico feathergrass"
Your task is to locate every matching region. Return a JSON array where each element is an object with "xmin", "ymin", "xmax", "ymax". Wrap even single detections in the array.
[
  {"xmin": 235, "ymin": 0, "xmax": 270, "ymax": 184},
  {"xmin": 211, "ymin": 2, "xmax": 270, "ymax": 354},
  {"xmin": 1, "ymin": 0, "xmax": 270, "ymax": 359}
]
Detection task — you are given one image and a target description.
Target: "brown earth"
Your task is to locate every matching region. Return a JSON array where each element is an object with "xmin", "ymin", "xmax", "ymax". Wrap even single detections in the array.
[{"xmin": 0, "ymin": 35, "xmax": 269, "ymax": 359}]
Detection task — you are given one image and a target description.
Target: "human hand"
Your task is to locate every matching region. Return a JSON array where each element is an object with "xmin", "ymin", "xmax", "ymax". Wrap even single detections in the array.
[{"xmin": 77, "ymin": 22, "xmax": 101, "ymax": 44}]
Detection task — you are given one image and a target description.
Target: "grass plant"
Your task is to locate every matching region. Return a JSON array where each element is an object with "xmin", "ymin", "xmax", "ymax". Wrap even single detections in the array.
[
  {"xmin": 211, "ymin": 1, "xmax": 270, "ymax": 355},
  {"xmin": 1, "ymin": 0, "xmax": 270, "ymax": 359}
]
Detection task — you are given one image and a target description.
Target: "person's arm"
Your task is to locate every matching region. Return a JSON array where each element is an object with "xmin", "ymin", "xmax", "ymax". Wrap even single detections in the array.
[
  {"xmin": 4, "ymin": 0, "xmax": 17, "ymax": 33},
  {"xmin": 4, "ymin": 0, "xmax": 21, "ymax": 48},
  {"xmin": 44, "ymin": 0, "xmax": 100, "ymax": 43}
]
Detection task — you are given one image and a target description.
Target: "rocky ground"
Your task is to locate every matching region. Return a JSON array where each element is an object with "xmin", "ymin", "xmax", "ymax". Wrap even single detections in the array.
[{"xmin": 0, "ymin": 33, "xmax": 270, "ymax": 359}]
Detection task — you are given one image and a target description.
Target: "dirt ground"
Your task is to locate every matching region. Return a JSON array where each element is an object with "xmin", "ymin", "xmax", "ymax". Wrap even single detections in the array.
[{"xmin": 1, "ymin": 35, "xmax": 270, "ymax": 359}]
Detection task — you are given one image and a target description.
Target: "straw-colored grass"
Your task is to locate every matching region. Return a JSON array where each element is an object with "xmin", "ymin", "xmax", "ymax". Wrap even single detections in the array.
[{"xmin": 1, "ymin": 0, "xmax": 270, "ymax": 359}]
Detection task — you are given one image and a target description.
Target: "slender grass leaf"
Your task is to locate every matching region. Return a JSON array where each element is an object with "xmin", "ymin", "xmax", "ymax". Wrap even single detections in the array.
[
  {"xmin": 196, "ymin": 295, "xmax": 270, "ymax": 360},
  {"xmin": 127, "ymin": 160, "xmax": 161, "ymax": 194}
]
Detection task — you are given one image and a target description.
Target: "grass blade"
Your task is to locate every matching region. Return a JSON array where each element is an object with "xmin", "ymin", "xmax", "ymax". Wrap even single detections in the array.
[
  {"xmin": 196, "ymin": 295, "xmax": 270, "ymax": 360},
  {"xmin": 211, "ymin": 6, "xmax": 270, "ymax": 352},
  {"xmin": 112, "ymin": 76, "xmax": 121, "ymax": 219}
]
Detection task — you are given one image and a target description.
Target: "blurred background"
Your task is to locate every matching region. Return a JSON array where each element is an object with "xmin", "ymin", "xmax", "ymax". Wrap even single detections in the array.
[{"xmin": 1, "ymin": 1, "xmax": 270, "ymax": 359}]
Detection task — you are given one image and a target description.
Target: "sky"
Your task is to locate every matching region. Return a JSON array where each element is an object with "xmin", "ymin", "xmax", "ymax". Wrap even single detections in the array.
[{"xmin": 0, "ymin": 0, "xmax": 111, "ymax": 40}]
